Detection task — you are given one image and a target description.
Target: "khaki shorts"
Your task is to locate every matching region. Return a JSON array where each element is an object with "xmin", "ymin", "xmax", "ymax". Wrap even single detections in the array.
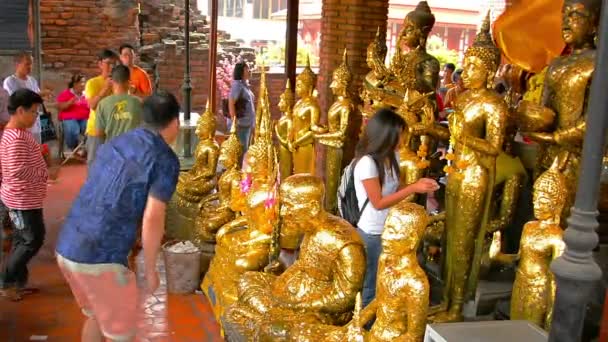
[{"xmin": 57, "ymin": 254, "xmax": 137, "ymax": 341}]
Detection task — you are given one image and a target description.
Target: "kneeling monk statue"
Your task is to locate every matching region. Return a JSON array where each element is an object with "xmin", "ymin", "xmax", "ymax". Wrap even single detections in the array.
[{"xmin": 223, "ymin": 174, "xmax": 366, "ymax": 338}]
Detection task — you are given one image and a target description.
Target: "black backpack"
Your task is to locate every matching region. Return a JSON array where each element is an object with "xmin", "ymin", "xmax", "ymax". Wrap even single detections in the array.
[{"xmin": 337, "ymin": 160, "xmax": 369, "ymax": 227}]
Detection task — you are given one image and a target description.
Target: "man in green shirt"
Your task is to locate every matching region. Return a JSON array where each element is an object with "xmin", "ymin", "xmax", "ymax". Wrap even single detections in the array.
[{"xmin": 95, "ymin": 65, "xmax": 142, "ymax": 144}]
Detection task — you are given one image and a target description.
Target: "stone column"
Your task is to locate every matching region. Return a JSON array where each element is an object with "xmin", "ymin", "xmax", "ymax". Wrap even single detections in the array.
[
  {"xmin": 548, "ymin": 3, "xmax": 608, "ymax": 341},
  {"xmin": 316, "ymin": 0, "xmax": 389, "ymax": 178}
]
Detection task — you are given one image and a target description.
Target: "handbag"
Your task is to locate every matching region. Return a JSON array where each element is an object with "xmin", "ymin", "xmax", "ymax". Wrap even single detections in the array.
[{"xmin": 39, "ymin": 103, "xmax": 57, "ymax": 143}]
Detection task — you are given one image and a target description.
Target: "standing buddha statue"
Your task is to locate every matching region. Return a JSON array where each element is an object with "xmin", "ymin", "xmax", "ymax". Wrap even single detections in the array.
[
  {"xmin": 276, "ymin": 80, "xmax": 295, "ymax": 182},
  {"xmin": 193, "ymin": 118, "xmax": 243, "ymax": 242},
  {"xmin": 519, "ymin": 0, "xmax": 600, "ymax": 223},
  {"xmin": 493, "ymin": 158, "xmax": 566, "ymax": 330},
  {"xmin": 174, "ymin": 101, "xmax": 220, "ymax": 205},
  {"xmin": 315, "ymin": 49, "xmax": 355, "ymax": 213},
  {"xmin": 435, "ymin": 13, "xmax": 507, "ymax": 322},
  {"xmin": 292, "ymin": 56, "xmax": 324, "ymax": 175}
]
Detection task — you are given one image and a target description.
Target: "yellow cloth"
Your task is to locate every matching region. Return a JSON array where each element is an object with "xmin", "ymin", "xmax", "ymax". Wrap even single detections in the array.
[
  {"xmin": 495, "ymin": 152, "xmax": 527, "ymax": 186},
  {"xmin": 84, "ymin": 76, "xmax": 107, "ymax": 137},
  {"xmin": 493, "ymin": 0, "xmax": 565, "ymax": 73}
]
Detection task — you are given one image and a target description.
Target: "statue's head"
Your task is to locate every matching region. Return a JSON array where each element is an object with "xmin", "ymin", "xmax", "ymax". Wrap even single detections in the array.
[
  {"xmin": 278, "ymin": 80, "xmax": 294, "ymax": 113},
  {"xmin": 400, "ymin": 1, "xmax": 435, "ymax": 49},
  {"xmin": 219, "ymin": 118, "xmax": 242, "ymax": 169},
  {"xmin": 562, "ymin": 0, "xmax": 601, "ymax": 48},
  {"xmin": 366, "ymin": 27, "xmax": 388, "ymax": 68},
  {"xmin": 330, "ymin": 49, "xmax": 352, "ymax": 97},
  {"xmin": 533, "ymin": 158, "xmax": 568, "ymax": 222},
  {"xmin": 295, "ymin": 56, "xmax": 317, "ymax": 98},
  {"xmin": 243, "ymin": 140, "xmax": 274, "ymax": 182},
  {"xmin": 195, "ymin": 100, "xmax": 215, "ymax": 138},
  {"xmin": 462, "ymin": 12, "xmax": 501, "ymax": 90},
  {"xmin": 279, "ymin": 174, "xmax": 325, "ymax": 232},
  {"xmin": 382, "ymin": 202, "xmax": 428, "ymax": 254}
]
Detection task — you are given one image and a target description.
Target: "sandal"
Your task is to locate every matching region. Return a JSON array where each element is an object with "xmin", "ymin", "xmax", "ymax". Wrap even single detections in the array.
[{"xmin": 0, "ymin": 288, "xmax": 23, "ymax": 301}]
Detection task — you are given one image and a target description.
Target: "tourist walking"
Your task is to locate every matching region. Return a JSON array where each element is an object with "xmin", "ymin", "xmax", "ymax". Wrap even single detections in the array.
[
  {"xmin": 55, "ymin": 92, "xmax": 181, "ymax": 342},
  {"xmin": 0, "ymin": 89, "xmax": 48, "ymax": 301}
]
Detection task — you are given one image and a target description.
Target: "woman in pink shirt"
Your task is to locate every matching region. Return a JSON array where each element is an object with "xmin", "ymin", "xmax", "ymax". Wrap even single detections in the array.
[{"xmin": 57, "ymin": 74, "xmax": 89, "ymax": 151}]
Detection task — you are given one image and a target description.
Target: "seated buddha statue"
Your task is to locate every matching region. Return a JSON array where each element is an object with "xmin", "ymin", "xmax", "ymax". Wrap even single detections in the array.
[
  {"xmin": 518, "ymin": 0, "xmax": 600, "ymax": 223},
  {"xmin": 493, "ymin": 158, "xmax": 566, "ymax": 330},
  {"xmin": 253, "ymin": 203, "xmax": 431, "ymax": 342},
  {"xmin": 175, "ymin": 102, "xmax": 220, "ymax": 205},
  {"xmin": 223, "ymin": 174, "xmax": 366, "ymax": 339},
  {"xmin": 193, "ymin": 119, "xmax": 243, "ymax": 242}
]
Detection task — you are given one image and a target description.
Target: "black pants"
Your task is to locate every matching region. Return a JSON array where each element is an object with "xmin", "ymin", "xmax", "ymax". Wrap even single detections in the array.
[{"xmin": 1, "ymin": 208, "xmax": 45, "ymax": 288}]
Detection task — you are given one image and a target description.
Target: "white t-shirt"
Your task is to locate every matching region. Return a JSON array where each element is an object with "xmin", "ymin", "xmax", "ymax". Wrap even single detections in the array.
[
  {"xmin": 3, "ymin": 75, "xmax": 42, "ymax": 144},
  {"xmin": 354, "ymin": 155, "xmax": 400, "ymax": 235}
]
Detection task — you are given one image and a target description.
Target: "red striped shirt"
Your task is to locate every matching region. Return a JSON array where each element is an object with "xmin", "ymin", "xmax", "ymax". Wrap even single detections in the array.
[{"xmin": 0, "ymin": 128, "xmax": 48, "ymax": 209}]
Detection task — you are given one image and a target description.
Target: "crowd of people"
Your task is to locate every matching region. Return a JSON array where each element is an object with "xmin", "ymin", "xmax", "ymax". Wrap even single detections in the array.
[{"xmin": 0, "ymin": 44, "xmax": 183, "ymax": 342}]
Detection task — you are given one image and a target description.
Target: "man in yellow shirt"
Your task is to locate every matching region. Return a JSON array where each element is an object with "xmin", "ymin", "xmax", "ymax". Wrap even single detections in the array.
[
  {"xmin": 85, "ymin": 49, "xmax": 119, "ymax": 164},
  {"xmin": 119, "ymin": 44, "xmax": 152, "ymax": 101}
]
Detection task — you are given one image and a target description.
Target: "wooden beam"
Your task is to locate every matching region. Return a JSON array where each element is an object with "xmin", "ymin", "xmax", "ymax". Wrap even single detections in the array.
[
  {"xmin": 285, "ymin": 0, "xmax": 299, "ymax": 89},
  {"xmin": 209, "ymin": 0, "xmax": 219, "ymax": 115}
]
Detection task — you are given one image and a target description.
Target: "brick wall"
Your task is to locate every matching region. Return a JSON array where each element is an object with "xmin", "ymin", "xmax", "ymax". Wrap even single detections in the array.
[{"xmin": 317, "ymin": 0, "xmax": 390, "ymax": 176}]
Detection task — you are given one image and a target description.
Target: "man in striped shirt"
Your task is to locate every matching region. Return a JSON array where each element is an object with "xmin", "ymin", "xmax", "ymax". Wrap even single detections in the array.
[{"xmin": 0, "ymin": 89, "xmax": 48, "ymax": 301}]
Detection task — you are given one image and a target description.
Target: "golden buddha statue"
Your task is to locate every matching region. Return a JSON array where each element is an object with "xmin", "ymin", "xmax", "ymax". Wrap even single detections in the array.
[
  {"xmin": 434, "ymin": 13, "xmax": 508, "ymax": 322},
  {"xmin": 315, "ymin": 49, "xmax": 355, "ymax": 213},
  {"xmin": 202, "ymin": 75, "xmax": 280, "ymax": 323},
  {"xmin": 276, "ymin": 80, "xmax": 295, "ymax": 182},
  {"xmin": 251, "ymin": 203, "xmax": 430, "ymax": 342},
  {"xmin": 175, "ymin": 101, "xmax": 220, "ymax": 205},
  {"xmin": 292, "ymin": 56, "xmax": 324, "ymax": 175},
  {"xmin": 193, "ymin": 119, "xmax": 243, "ymax": 242},
  {"xmin": 493, "ymin": 159, "xmax": 566, "ymax": 330},
  {"xmin": 364, "ymin": 27, "xmax": 390, "ymax": 89},
  {"xmin": 519, "ymin": 0, "xmax": 600, "ymax": 222},
  {"xmin": 223, "ymin": 174, "xmax": 366, "ymax": 339}
]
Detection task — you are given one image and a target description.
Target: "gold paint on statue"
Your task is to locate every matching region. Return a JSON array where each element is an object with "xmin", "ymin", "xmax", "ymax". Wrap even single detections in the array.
[
  {"xmin": 193, "ymin": 119, "xmax": 243, "ymax": 242},
  {"xmin": 434, "ymin": 12, "xmax": 507, "ymax": 322},
  {"xmin": 494, "ymin": 159, "xmax": 566, "ymax": 330},
  {"xmin": 223, "ymin": 174, "xmax": 366, "ymax": 339},
  {"xmin": 175, "ymin": 101, "xmax": 220, "ymax": 205},
  {"xmin": 315, "ymin": 49, "xmax": 354, "ymax": 212},
  {"xmin": 276, "ymin": 80, "xmax": 295, "ymax": 182},
  {"xmin": 292, "ymin": 56, "xmax": 324, "ymax": 175},
  {"xmin": 519, "ymin": 0, "xmax": 600, "ymax": 223}
]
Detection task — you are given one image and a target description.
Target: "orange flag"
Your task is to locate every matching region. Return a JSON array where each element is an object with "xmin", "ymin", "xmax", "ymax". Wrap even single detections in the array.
[{"xmin": 493, "ymin": 0, "xmax": 565, "ymax": 73}]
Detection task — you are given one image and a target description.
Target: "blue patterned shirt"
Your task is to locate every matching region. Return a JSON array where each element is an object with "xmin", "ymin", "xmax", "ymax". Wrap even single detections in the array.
[{"xmin": 56, "ymin": 127, "xmax": 180, "ymax": 265}]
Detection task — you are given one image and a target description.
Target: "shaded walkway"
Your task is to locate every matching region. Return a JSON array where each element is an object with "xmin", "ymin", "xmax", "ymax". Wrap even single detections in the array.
[{"xmin": 0, "ymin": 163, "xmax": 222, "ymax": 341}]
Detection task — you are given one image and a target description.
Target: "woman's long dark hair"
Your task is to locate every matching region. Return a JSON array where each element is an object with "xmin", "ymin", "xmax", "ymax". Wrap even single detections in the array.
[
  {"xmin": 233, "ymin": 62, "xmax": 248, "ymax": 81},
  {"xmin": 68, "ymin": 73, "xmax": 85, "ymax": 89},
  {"xmin": 355, "ymin": 108, "xmax": 405, "ymax": 185}
]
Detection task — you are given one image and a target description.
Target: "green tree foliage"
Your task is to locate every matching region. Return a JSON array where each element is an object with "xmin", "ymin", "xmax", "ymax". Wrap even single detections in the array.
[
  {"xmin": 427, "ymin": 35, "xmax": 460, "ymax": 68},
  {"xmin": 257, "ymin": 41, "xmax": 319, "ymax": 67}
]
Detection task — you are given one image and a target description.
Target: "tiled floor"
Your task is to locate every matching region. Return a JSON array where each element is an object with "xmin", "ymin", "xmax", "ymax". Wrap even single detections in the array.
[{"xmin": 0, "ymin": 163, "xmax": 222, "ymax": 341}]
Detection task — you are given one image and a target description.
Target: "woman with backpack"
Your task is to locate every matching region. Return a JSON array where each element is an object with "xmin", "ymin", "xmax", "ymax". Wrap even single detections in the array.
[{"xmin": 353, "ymin": 108, "xmax": 439, "ymax": 308}]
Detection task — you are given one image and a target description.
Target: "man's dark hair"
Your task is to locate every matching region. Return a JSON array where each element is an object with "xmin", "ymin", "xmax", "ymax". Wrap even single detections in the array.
[
  {"xmin": 143, "ymin": 91, "xmax": 180, "ymax": 129},
  {"xmin": 14, "ymin": 51, "xmax": 32, "ymax": 64},
  {"xmin": 119, "ymin": 43, "xmax": 135, "ymax": 54},
  {"xmin": 445, "ymin": 63, "xmax": 456, "ymax": 72},
  {"xmin": 7, "ymin": 89, "xmax": 43, "ymax": 115},
  {"xmin": 452, "ymin": 69, "xmax": 463, "ymax": 83},
  {"xmin": 97, "ymin": 49, "xmax": 118, "ymax": 61},
  {"xmin": 111, "ymin": 65, "xmax": 130, "ymax": 83},
  {"xmin": 233, "ymin": 62, "xmax": 248, "ymax": 81}
]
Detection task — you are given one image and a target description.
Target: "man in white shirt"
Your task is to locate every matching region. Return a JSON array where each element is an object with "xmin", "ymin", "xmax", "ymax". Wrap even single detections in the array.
[{"xmin": 3, "ymin": 51, "xmax": 48, "ymax": 144}]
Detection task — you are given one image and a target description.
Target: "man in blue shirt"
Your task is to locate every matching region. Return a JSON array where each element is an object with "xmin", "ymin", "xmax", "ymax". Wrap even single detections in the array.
[{"xmin": 55, "ymin": 91, "xmax": 181, "ymax": 342}]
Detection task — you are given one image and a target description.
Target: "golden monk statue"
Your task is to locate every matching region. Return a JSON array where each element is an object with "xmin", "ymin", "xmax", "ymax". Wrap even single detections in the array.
[
  {"xmin": 434, "ymin": 13, "xmax": 507, "ymax": 322},
  {"xmin": 250, "ymin": 203, "xmax": 430, "ymax": 342},
  {"xmin": 223, "ymin": 174, "xmax": 366, "ymax": 339},
  {"xmin": 493, "ymin": 159, "xmax": 566, "ymax": 330},
  {"xmin": 175, "ymin": 102, "xmax": 220, "ymax": 205},
  {"xmin": 202, "ymin": 75, "xmax": 280, "ymax": 323},
  {"xmin": 193, "ymin": 119, "xmax": 243, "ymax": 242},
  {"xmin": 315, "ymin": 49, "xmax": 355, "ymax": 213},
  {"xmin": 276, "ymin": 80, "xmax": 295, "ymax": 182},
  {"xmin": 292, "ymin": 56, "xmax": 324, "ymax": 175},
  {"xmin": 519, "ymin": 0, "xmax": 600, "ymax": 222}
]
